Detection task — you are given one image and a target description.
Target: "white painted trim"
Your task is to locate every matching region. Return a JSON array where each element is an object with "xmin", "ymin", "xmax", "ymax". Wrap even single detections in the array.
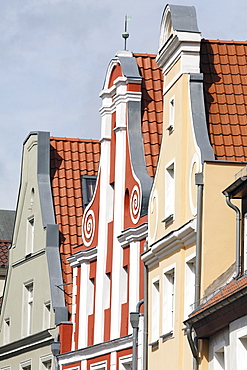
[
  {"xmin": 142, "ymin": 219, "xmax": 196, "ymax": 268},
  {"xmin": 118, "ymin": 223, "xmax": 148, "ymax": 247},
  {"xmin": 57, "ymin": 335, "xmax": 133, "ymax": 366},
  {"xmin": 68, "ymin": 247, "xmax": 97, "ymax": 268},
  {"xmin": 90, "ymin": 360, "xmax": 107, "ymax": 370}
]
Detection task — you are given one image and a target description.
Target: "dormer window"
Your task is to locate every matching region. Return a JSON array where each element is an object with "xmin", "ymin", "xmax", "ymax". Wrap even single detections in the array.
[{"xmin": 81, "ymin": 175, "xmax": 97, "ymax": 209}]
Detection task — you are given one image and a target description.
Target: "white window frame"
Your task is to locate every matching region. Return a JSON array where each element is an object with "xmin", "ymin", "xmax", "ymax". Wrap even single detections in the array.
[
  {"xmin": 214, "ymin": 347, "xmax": 225, "ymax": 370},
  {"xmin": 26, "ymin": 215, "xmax": 34, "ymax": 255},
  {"xmin": 20, "ymin": 359, "xmax": 31, "ymax": 370},
  {"xmin": 22, "ymin": 280, "xmax": 34, "ymax": 337},
  {"xmin": 119, "ymin": 354, "xmax": 132, "ymax": 370},
  {"xmin": 184, "ymin": 253, "xmax": 196, "ymax": 319},
  {"xmin": 237, "ymin": 331, "xmax": 247, "ymax": 369},
  {"xmin": 43, "ymin": 301, "xmax": 51, "ymax": 330},
  {"xmin": 3, "ymin": 317, "xmax": 10, "ymax": 344},
  {"xmin": 164, "ymin": 160, "xmax": 175, "ymax": 224},
  {"xmin": 167, "ymin": 96, "xmax": 175, "ymax": 134},
  {"xmin": 40, "ymin": 355, "xmax": 52, "ymax": 370},
  {"xmin": 90, "ymin": 360, "xmax": 107, "ymax": 370},
  {"xmin": 151, "ymin": 276, "xmax": 160, "ymax": 344},
  {"xmin": 162, "ymin": 264, "xmax": 176, "ymax": 339}
]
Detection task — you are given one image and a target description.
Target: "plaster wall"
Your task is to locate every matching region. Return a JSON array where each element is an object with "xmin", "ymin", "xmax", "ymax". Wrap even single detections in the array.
[
  {"xmin": 201, "ymin": 161, "xmax": 245, "ymax": 294},
  {"xmin": 0, "ymin": 134, "xmax": 56, "ymax": 368},
  {"xmin": 149, "ymin": 72, "xmax": 200, "ymax": 245},
  {"xmin": 0, "ymin": 343, "xmax": 53, "ymax": 370},
  {"xmin": 147, "ymin": 242, "xmax": 195, "ymax": 370}
]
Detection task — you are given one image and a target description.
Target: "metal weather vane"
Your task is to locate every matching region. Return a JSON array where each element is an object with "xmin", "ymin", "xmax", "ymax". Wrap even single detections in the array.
[{"xmin": 122, "ymin": 15, "xmax": 132, "ymax": 50}]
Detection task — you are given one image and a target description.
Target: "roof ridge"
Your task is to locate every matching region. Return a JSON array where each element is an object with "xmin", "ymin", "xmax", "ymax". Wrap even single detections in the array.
[
  {"xmin": 202, "ymin": 38, "xmax": 247, "ymax": 45},
  {"xmin": 133, "ymin": 53, "xmax": 157, "ymax": 58},
  {"xmin": 50, "ymin": 136, "xmax": 100, "ymax": 143}
]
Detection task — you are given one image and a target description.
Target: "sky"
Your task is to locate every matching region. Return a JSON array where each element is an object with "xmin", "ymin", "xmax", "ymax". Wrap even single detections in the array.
[{"xmin": 0, "ymin": 0, "xmax": 247, "ymax": 210}]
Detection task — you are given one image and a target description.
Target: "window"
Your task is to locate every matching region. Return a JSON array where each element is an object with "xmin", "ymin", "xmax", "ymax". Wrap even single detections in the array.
[
  {"xmin": 20, "ymin": 360, "xmax": 31, "ymax": 370},
  {"xmin": 43, "ymin": 301, "xmax": 51, "ymax": 329},
  {"xmin": 119, "ymin": 355, "xmax": 132, "ymax": 370},
  {"xmin": 3, "ymin": 317, "xmax": 10, "ymax": 344},
  {"xmin": 40, "ymin": 356, "xmax": 52, "ymax": 370},
  {"xmin": 167, "ymin": 97, "xmax": 175, "ymax": 134},
  {"xmin": 237, "ymin": 334, "xmax": 247, "ymax": 369},
  {"xmin": 184, "ymin": 255, "xmax": 196, "ymax": 318},
  {"xmin": 90, "ymin": 361, "xmax": 107, "ymax": 370},
  {"xmin": 164, "ymin": 162, "xmax": 175, "ymax": 225},
  {"xmin": 162, "ymin": 267, "xmax": 175, "ymax": 338},
  {"xmin": 151, "ymin": 277, "xmax": 160, "ymax": 344},
  {"xmin": 26, "ymin": 215, "xmax": 34, "ymax": 255},
  {"xmin": 214, "ymin": 347, "xmax": 225, "ymax": 370},
  {"xmin": 81, "ymin": 175, "xmax": 97, "ymax": 208},
  {"xmin": 23, "ymin": 281, "xmax": 33, "ymax": 336}
]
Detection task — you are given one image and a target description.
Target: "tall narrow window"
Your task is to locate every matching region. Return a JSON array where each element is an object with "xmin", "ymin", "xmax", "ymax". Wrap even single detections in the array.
[
  {"xmin": 167, "ymin": 97, "xmax": 175, "ymax": 134},
  {"xmin": 23, "ymin": 281, "xmax": 33, "ymax": 336},
  {"xmin": 43, "ymin": 301, "xmax": 51, "ymax": 329},
  {"xmin": 3, "ymin": 318, "xmax": 10, "ymax": 344},
  {"xmin": 184, "ymin": 256, "xmax": 196, "ymax": 318},
  {"xmin": 165, "ymin": 162, "xmax": 175, "ymax": 224},
  {"xmin": 151, "ymin": 278, "xmax": 160, "ymax": 343},
  {"xmin": 162, "ymin": 267, "xmax": 175, "ymax": 337},
  {"xmin": 26, "ymin": 216, "xmax": 34, "ymax": 255}
]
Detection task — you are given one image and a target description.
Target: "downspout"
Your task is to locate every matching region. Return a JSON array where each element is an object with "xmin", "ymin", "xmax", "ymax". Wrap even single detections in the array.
[
  {"xmin": 187, "ymin": 172, "xmax": 204, "ymax": 370},
  {"xmin": 223, "ymin": 191, "xmax": 241, "ymax": 276},
  {"xmin": 143, "ymin": 260, "xmax": 148, "ymax": 370},
  {"xmin": 130, "ymin": 299, "xmax": 144, "ymax": 370},
  {"xmin": 195, "ymin": 172, "xmax": 203, "ymax": 308}
]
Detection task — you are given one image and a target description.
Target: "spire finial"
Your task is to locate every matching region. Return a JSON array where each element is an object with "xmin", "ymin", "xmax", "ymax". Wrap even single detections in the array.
[{"xmin": 122, "ymin": 15, "xmax": 132, "ymax": 50}]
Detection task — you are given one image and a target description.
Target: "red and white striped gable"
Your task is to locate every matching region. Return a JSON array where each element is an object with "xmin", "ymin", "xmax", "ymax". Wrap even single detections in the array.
[{"xmin": 58, "ymin": 51, "xmax": 163, "ymax": 370}]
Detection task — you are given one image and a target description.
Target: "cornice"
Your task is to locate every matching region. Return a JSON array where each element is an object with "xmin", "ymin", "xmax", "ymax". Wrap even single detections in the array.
[
  {"xmin": 68, "ymin": 246, "xmax": 97, "ymax": 267},
  {"xmin": 57, "ymin": 334, "xmax": 132, "ymax": 365},
  {"xmin": 142, "ymin": 219, "xmax": 196, "ymax": 268},
  {"xmin": 118, "ymin": 223, "xmax": 148, "ymax": 247},
  {"xmin": 0, "ymin": 330, "xmax": 54, "ymax": 360}
]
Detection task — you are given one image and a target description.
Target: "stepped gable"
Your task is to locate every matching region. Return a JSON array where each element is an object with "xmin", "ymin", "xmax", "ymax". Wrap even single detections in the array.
[
  {"xmin": 50, "ymin": 137, "xmax": 100, "ymax": 310},
  {"xmin": 134, "ymin": 53, "xmax": 163, "ymax": 178},
  {"xmin": 201, "ymin": 39, "xmax": 247, "ymax": 161}
]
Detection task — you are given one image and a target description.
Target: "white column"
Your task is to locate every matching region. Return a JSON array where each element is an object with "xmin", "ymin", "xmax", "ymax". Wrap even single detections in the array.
[
  {"xmin": 94, "ymin": 100, "xmax": 114, "ymax": 344},
  {"xmin": 128, "ymin": 241, "xmax": 140, "ymax": 333}
]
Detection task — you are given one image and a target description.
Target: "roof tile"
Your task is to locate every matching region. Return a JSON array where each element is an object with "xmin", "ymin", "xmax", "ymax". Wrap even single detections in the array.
[
  {"xmin": 50, "ymin": 137, "xmax": 100, "ymax": 312},
  {"xmin": 201, "ymin": 40, "xmax": 247, "ymax": 160},
  {"xmin": 134, "ymin": 54, "xmax": 163, "ymax": 178}
]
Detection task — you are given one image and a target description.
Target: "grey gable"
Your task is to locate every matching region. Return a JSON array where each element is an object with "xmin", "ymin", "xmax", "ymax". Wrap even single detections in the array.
[{"xmin": 168, "ymin": 4, "xmax": 200, "ymax": 33}]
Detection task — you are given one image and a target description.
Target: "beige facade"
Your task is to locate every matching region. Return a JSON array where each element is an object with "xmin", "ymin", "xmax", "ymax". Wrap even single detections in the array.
[
  {"xmin": 0, "ymin": 132, "xmax": 67, "ymax": 370},
  {"xmin": 143, "ymin": 4, "xmax": 247, "ymax": 370}
]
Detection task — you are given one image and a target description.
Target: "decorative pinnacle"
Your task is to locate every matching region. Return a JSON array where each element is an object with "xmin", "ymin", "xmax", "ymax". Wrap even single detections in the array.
[{"xmin": 122, "ymin": 15, "xmax": 132, "ymax": 50}]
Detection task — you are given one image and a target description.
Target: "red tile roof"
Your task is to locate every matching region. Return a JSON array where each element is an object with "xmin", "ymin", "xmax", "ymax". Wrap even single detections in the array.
[
  {"xmin": 134, "ymin": 54, "xmax": 163, "ymax": 178},
  {"xmin": 201, "ymin": 39, "xmax": 247, "ymax": 161},
  {"xmin": 0, "ymin": 241, "xmax": 10, "ymax": 267},
  {"xmin": 50, "ymin": 137, "xmax": 100, "ymax": 311},
  {"xmin": 189, "ymin": 274, "xmax": 247, "ymax": 320}
]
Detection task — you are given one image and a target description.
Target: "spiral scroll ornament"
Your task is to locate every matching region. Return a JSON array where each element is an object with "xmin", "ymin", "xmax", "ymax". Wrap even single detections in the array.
[
  {"xmin": 82, "ymin": 209, "xmax": 95, "ymax": 247},
  {"xmin": 130, "ymin": 185, "xmax": 141, "ymax": 224}
]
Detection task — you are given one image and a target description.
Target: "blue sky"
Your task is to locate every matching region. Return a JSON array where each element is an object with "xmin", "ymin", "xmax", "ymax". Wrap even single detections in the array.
[{"xmin": 0, "ymin": 0, "xmax": 247, "ymax": 210}]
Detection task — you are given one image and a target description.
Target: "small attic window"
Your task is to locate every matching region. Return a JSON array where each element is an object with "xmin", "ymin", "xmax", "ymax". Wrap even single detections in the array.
[{"xmin": 81, "ymin": 175, "xmax": 97, "ymax": 209}]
